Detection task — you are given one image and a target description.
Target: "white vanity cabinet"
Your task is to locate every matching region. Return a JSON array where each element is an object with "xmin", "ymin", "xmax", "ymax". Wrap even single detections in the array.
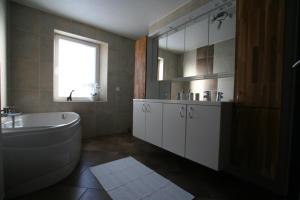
[
  {"xmin": 145, "ymin": 102, "xmax": 163, "ymax": 147},
  {"xmin": 133, "ymin": 101, "xmax": 163, "ymax": 147},
  {"xmin": 185, "ymin": 105, "xmax": 221, "ymax": 170},
  {"xmin": 133, "ymin": 99, "xmax": 231, "ymax": 171},
  {"xmin": 162, "ymin": 104, "xmax": 186, "ymax": 157},
  {"xmin": 133, "ymin": 101, "xmax": 146, "ymax": 140}
]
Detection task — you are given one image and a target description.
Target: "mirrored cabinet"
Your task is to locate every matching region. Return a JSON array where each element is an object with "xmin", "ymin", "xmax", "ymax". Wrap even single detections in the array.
[{"xmin": 156, "ymin": 1, "xmax": 236, "ymax": 101}]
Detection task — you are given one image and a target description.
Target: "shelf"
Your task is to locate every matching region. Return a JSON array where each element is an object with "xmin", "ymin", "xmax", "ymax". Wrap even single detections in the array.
[{"xmin": 161, "ymin": 72, "xmax": 235, "ymax": 82}]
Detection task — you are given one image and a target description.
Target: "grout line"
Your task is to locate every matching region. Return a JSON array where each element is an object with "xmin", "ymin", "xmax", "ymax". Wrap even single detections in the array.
[
  {"xmin": 78, "ymin": 188, "xmax": 88, "ymax": 200},
  {"xmin": 38, "ymin": 33, "xmax": 41, "ymax": 112}
]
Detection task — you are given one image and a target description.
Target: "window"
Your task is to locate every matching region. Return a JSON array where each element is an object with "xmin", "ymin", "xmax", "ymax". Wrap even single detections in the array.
[
  {"xmin": 157, "ymin": 57, "xmax": 164, "ymax": 81},
  {"xmin": 54, "ymin": 31, "xmax": 107, "ymax": 102}
]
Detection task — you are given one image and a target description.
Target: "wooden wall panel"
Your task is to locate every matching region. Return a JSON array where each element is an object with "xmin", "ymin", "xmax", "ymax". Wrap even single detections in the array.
[{"xmin": 134, "ymin": 37, "xmax": 147, "ymax": 99}]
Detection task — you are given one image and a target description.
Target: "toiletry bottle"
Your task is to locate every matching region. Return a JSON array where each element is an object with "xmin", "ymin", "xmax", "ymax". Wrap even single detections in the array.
[
  {"xmin": 177, "ymin": 92, "xmax": 181, "ymax": 100},
  {"xmin": 203, "ymin": 91, "xmax": 211, "ymax": 101},
  {"xmin": 195, "ymin": 93, "xmax": 200, "ymax": 101},
  {"xmin": 189, "ymin": 92, "xmax": 194, "ymax": 101},
  {"xmin": 180, "ymin": 90, "xmax": 184, "ymax": 100},
  {"xmin": 217, "ymin": 92, "xmax": 224, "ymax": 102}
]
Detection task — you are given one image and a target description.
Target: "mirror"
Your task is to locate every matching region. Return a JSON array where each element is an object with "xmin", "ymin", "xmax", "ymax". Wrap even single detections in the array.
[
  {"xmin": 183, "ymin": 15, "xmax": 211, "ymax": 77},
  {"xmin": 157, "ymin": 2, "xmax": 236, "ymax": 81},
  {"xmin": 157, "ymin": 14, "xmax": 211, "ymax": 80},
  {"xmin": 156, "ymin": 1, "xmax": 236, "ymax": 102},
  {"xmin": 157, "ymin": 27, "xmax": 185, "ymax": 81},
  {"xmin": 209, "ymin": 5, "xmax": 236, "ymax": 74}
]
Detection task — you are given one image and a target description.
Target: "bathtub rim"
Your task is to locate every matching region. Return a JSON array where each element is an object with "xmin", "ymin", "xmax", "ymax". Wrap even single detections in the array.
[{"xmin": 1, "ymin": 112, "xmax": 81, "ymax": 136}]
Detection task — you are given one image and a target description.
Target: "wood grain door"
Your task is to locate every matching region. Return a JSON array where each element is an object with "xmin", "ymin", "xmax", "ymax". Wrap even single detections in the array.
[
  {"xmin": 235, "ymin": 0, "xmax": 284, "ymax": 108},
  {"xmin": 231, "ymin": 0, "xmax": 285, "ymax": 187},
  {"xmin": 231, "ymin": 106, "xmax": 281, "ymax": 178},
  {"xmin": 134, "ymin": 37, "xmax": 147, "ymax": 99}
]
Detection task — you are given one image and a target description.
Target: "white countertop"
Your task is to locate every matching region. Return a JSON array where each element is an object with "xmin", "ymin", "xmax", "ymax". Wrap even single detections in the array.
[{"xmin": 133, "ymin": 99, "xmax": 233, "ymax": 106}]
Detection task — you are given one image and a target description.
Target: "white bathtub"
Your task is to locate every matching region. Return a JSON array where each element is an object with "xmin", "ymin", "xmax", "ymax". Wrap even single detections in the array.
[{"xmin": 1, "ymin": 112, "xmax": 81, "ymax": 199}]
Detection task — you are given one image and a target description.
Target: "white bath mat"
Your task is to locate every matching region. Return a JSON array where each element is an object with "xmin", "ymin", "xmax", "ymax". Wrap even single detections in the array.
[{"xmin": 90, "ymin": 157, "xmax": 194, "ymax": 200}]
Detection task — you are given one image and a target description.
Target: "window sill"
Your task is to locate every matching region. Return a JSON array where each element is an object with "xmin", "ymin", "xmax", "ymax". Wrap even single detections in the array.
[{"xmin": 53, "ymin": 98, "xmax": 107, "ymax": 103}]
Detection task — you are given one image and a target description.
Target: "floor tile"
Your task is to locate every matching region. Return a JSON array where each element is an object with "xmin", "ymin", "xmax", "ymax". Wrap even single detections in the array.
[
  {"xmin": 15, "ymin": 185, "xmax": 86, "ymax": 200},
  {"xmin": 11, "ymin": 133, "xmax": 285, "ymax": 200},
  {"xmin": 61, "ymin": 168, "xmax": 102, "ymax": 189},
  {"xmin": 79, "ymin": 189, "xmax": 111, "ymax": 200}
]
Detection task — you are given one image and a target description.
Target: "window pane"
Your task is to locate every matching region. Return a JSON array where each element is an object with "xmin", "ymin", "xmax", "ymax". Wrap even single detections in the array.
[
  {"xmin": 157, "ymin": 57, "xmax": 164, "ymax": 81},
  {"xmin": 57, "ymin": 37, "xmax": 96, "ymax": 98}
]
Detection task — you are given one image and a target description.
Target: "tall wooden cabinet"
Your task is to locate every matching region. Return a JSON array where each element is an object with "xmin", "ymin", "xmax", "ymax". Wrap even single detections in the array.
[
  {"xmin": 231, "ymin": 0, "xmax": 285, "ymax": 190},
  {"xmin": 134, "ymin": 37, "xmax": 147, "ymax": 99},
  {"xmin": 235, "ymin": 0, "xmax": 284, "ymax": 108}
]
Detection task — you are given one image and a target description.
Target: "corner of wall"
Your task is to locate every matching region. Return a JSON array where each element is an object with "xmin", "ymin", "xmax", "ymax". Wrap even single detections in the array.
[{"xmin": 0, "ymin": 0, "xmax": 7, "ymax": 199}]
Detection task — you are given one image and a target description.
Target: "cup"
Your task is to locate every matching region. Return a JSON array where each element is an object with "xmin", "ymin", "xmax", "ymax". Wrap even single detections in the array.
[
  {"xmin": 195, "ymin": 93, "xmax": 200, "ymax": 101},
  {"xmin": 210, "ymin": 90, "xmax": 217, "ymax": 102},
  {"xmin": 189, "ymin": 93, "xmax": 194, "ymax": 101}
]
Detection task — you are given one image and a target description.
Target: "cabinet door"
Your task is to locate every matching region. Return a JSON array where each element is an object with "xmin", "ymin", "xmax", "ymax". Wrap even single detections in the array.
[
  {"xmin": 232, "ymin": 0, "xmax": 284, "ymax": 183},
  {"xmin": 145, "ymin": 103, "xmax": 163, "ymax": 147},
  {"xmin": 163, "ymin": 104, "xmax": 186, "ymax": 157},
  {"xmin": 132, "ymin": 101, "xmax": 146, "ymax": 140},
  {"xmin": 230, "ymin": 106, "xmax": 281, "ymax": 179},
  {"xmin": 209, "ymin": 8, "xmax": 236, "ymax": 45},
  {"xmin": 185, "ymin": 105, "xmax": 221, "ymax": 170},
  {"xmin": 235, "ymin": 0, "xmax": 283, "ymax": 108}
]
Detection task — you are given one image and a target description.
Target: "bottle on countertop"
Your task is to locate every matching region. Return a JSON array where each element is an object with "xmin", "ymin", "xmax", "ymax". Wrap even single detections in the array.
[
  {"xmin": 180, "ymin": 90, "xmax": 184, "ymax": 100},
  {"xmin": 188, "ymin": 91, "xmax": 194, "ymax": 101},
  {"xmin": 195, "ymin": 93, "xmax": 200, "ymax": 101},
  {"xmin": 210, "ymin": 90, "xmax": 217, "ymax": 102},
  {"xmin": 177, "ymin": 92, "xmax": 181, "ymax": 100},
  {"xmin": 216, "ymin": 91, "xmax": 224, "ymax": 102},
  {"xmin": 203, "ymin": 91, "xmax": 211, "ymax": 101}
]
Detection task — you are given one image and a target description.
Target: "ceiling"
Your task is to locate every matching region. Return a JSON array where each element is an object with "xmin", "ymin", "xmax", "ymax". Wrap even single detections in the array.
[{"xmin": 11, "ymin": 0, "xmax": 190, "ymax": 39}]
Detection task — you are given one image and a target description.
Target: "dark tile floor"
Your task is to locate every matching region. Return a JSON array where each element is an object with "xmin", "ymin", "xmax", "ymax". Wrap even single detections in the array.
[{"xmin": 12, "ymin": 133, "xmax": 284, "ymax": 200}]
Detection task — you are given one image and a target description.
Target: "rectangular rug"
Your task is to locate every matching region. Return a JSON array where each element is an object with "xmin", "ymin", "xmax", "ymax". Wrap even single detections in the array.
[{"xmin": 90, "ymin": 156, "xmax": 194, "ymax": 200}]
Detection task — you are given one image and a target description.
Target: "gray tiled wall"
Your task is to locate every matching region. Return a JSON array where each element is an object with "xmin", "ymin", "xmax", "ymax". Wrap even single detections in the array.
[
  {"xmin": 0, "ymin": 0, "xmax": 6, "ymax": 198},
  {"xmin": 9, "ymin": 3, "xmax": 135, "ymax": 138}
]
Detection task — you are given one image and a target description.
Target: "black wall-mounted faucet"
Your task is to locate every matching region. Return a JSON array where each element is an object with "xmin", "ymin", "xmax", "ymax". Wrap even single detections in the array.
[{"xmin": 67, "ymin": 90, "xmax": 75, "ymax": 102}]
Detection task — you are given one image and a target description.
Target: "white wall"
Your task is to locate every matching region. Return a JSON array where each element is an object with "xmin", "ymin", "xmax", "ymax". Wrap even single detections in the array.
[{"xmin": 0, "ymin": 0, "xmax": 7, "ymax": 199}]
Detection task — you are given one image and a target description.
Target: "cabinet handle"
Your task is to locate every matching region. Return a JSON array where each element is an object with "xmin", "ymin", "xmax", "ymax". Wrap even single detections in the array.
[
  {"xmin": 236, "ymin": 91, "xmax": 243, "ymax": 104},
  {"xmin": 146, "ymin": 104, "xmax": 150, "ymax": 112},
  {"xmin": 142, "ymin": 104, "xmax": 146, "ymax": 112},
  {"xmin": 292, "ymin": 59, "xmax": 300, "ymax": 68},
  {"xmin": 188, "ymin": 107, "xmax": 193, "ymax": 119},
  {"xmin": 180, "ymin": 106, "xmax": 185, "ymax": 118}
]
